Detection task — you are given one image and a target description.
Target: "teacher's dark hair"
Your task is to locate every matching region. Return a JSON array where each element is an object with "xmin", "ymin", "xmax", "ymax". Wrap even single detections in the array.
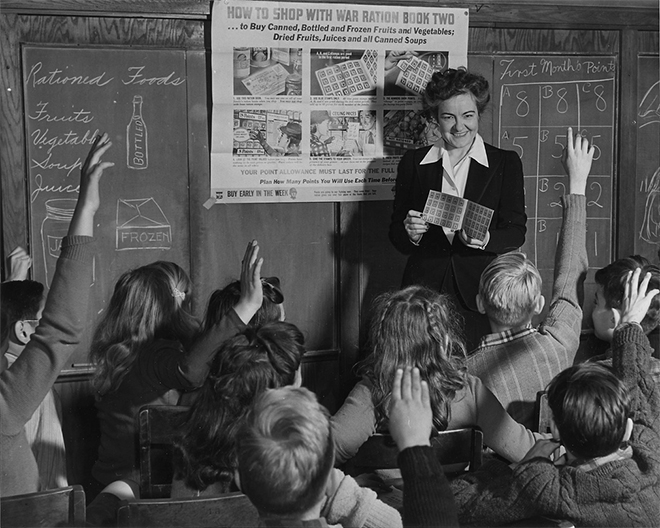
[{"xmin": 423, "ymin": 67, "xmax": 490, "ymax": 121}]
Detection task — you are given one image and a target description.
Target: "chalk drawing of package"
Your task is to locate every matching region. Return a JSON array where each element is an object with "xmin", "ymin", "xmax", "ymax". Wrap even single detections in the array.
[{"xmin": 116, "ymin": 197, "xmax": 172, "ymax": 250}]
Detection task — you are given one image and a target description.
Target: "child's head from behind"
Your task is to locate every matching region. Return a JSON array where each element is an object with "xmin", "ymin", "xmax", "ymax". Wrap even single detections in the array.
[
  {"xmin": 547, "ymin": 363, "xmax": 631, "ymax": 460},
  {"xmin": 105, "ymin": 260, "xmax": 194, "ymax": 337},
  {"xmin": 237, "ymin": 386, "xmax": 334, "ymax": 518},
  {"xmin": 90, "ymin": 261, "xmax": 198, "ymax": 395},
  {"xmin": 478, "ymin": 252, "xmax": 543, "ymax": 328},
  {"xmin": 1, "ymin": 280, "xmax": 45, "ymax": 341},
  {"xmin": 204, "ymin": 321, "xmax": 304, "ymax": 405},
  {"xmin": 203, "ymin": 277, "xmax": 284, "ymax": 331},
  {"xmin": 176, "ymin": 321, "xmax": 305, "ymax": 491},
  {"xmin": 1, "ymin": 280, "xmax": 45, "ymax": 361},
  {"xmin": 593, "ymin": 256, "xmax": 660, "ymax": 341},
  {"xmin": 361, "ymin": 285, "xmax": 466, "ymax": 431}
]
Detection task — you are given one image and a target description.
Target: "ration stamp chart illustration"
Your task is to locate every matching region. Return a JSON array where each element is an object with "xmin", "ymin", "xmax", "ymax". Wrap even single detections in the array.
[
  {"xmin": 495, "ymin": 56, "xmax": 616, "ymax": 274},
  {"xmin": 315, "ymin": 50, "xmax": 378, "ymax": 97}
]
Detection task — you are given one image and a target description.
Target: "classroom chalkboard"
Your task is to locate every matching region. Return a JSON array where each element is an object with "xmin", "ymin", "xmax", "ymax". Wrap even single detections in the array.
[
  {"xmin": 469, "ymin": 54, "xmax": 617, "ymax": 326},
  {"xmin": 23, "ymin": 45, "xmax": 191, "ymax": 369},
  {"xmin": 493, "ymin": 55, "xmax": 615, "ymax": 273},
  {"xmin": 635, "ymin": 54, "xmax": 660, "ymax": 262}
]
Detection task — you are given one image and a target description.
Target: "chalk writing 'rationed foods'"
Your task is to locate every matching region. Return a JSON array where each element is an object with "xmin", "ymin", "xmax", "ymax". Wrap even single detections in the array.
[{"xmin": 25, "ymin": 62, "xmax": 186, "ymax": 87}]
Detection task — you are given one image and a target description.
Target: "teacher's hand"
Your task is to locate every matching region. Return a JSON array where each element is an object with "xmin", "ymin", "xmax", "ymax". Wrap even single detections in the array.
[
  {"xmin": 458, "ymin": 229, "xmax": 490, "ymax": 250},
  {"xmin": 404, "ymin": 210, "xmax": 428, "ymax": 244}
]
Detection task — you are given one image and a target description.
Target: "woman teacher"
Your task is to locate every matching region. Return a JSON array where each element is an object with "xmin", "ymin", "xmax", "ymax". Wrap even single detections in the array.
[{"xmin": 389, "ymin": 68, "xmax": 527, "ymax": 350}]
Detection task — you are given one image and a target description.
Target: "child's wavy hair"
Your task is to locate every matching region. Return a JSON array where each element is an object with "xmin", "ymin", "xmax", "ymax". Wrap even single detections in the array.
[
  {"xmin": 595, "ymin": 255, "xmax": 660, "ymax": 334},
  {"xmin": 358, "ymin": 285, "xmax": 467, "ymax": 432},
  {"xmin": 174, "ymin": 321, "xmax": 305, "ymax": 493},
  {"xmin": 89, "ymin": 261, "xmax": 199, "ymax": 396}
]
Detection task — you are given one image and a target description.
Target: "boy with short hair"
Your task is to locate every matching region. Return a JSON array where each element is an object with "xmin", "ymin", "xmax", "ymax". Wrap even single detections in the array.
[
  {"xmin": 1, "ymin": 278, "xmax": 68, "ymax": 490},
  {"xmin": 237, "ymin": 386, "xmax": 401, "ymax": 527},
  {"xmin": 467, "ymin": 128, "xmax": 591, "ymax": 429},
  {"xmin": 1, "ymin": 133, "xmax": 113, "ymax": 496},
  {"xmin": 590, "ymin": 255, "xmax": 660, "ymax": 376},
  {"xmin": 450, "ymin": 267, "xmax": 660, "ymax": 526}
]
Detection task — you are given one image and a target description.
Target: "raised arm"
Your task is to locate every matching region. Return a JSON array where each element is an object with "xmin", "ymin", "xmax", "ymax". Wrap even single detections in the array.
[
  {"xmin": 391, "ymin": 368, "xmax": 459, "ymax": 528},
  {"xmin": 541, "ymin": 128, "xmax": 592, "ymax": 347},
  {"xmin": 612, "ymin": 268, "xmax": 660, "ymax": 421},
  {"xmin": 1, "ymin": 134, "xmax": 112, "ymax": 434},
  {"xmin": 69, "ymin": 133, "xmax": 114, "ymax": 237},
  {"xmin": 177, "ymin": 240, "xmax": 264, "ymax": 387},
  {"xmin": 5, "ymin": 247, "xmax": 32, "ymax": 282}
]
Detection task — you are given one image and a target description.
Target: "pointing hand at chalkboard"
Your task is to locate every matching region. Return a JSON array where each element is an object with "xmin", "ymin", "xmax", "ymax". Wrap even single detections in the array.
[
  {"xmin": 69, "ymin": 133, "xmax": 114, "ymax": 238},
  {"xmin": 233, "ymin": 240, "xmax": 264, "ymax": 324},
  {"xmin": 561, "ymin": 127, "xmax": 594, "ymax": 196}
]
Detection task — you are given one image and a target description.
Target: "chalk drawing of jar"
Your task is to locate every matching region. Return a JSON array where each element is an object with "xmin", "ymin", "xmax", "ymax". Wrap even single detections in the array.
[
  {"xmin": 640, "ymin": 167, "xmax": 660, "ymax": 244},
  {"xmin": 127, "ymin": 95, "xmax": 148, "ymax": 170},
  {"xmin": 41, "ymin": 198, "xmax": 76, "ymax": 287}
]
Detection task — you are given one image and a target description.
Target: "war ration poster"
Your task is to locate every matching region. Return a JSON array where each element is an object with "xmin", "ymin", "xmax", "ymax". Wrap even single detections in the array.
[{"xmin": 209, "ymin": 0, "xmax": 468, "ymax": 204}]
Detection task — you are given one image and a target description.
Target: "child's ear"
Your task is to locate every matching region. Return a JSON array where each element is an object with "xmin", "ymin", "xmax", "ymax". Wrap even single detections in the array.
[
  {"xmin": 612, "ymin": 308, "xmax": 622, "ymax": 328},
  {"xmin": 534, "ymin": 295, "xmax": 546, "ymax": 316},
  {"xmin": 549, "ymin": 415, "xmax": 560, "ymax": 441},
  {"xmin": 233, "ymin": 469, "xmax": 242, "ymax": 491},
  {"xmin": 476, "ymin": 294, "xmax": 486, "ymax": 315},
  {"xmin": 13, "ymin": 321, "xmax": 32, "ymax": 345},
  {"xmin": 623, "ymin": 417, "xmax": 633, "ymax": 443}
]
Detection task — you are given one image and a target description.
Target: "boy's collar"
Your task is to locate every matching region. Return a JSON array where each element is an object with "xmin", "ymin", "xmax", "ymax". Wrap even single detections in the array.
[{"xmin": 571, "ymin": 444, "xmax": 633, "ymax": 471}]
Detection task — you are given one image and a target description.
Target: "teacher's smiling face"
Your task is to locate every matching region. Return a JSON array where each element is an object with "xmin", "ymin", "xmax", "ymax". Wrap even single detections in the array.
[{"xmin": 435, "ymin": 92, "xmax": 479, "ymax": 152}]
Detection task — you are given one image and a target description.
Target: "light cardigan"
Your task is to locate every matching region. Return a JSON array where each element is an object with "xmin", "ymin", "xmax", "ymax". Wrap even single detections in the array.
[{"xmin": 331, "ymin": 374, "xmax": 541, "ymax": 465}]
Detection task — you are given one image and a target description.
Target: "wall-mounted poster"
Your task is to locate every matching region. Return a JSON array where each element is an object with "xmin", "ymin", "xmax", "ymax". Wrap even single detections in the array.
[{"xmin": 209, "ymin": 0, "xmax": 469, "ymax": 204}]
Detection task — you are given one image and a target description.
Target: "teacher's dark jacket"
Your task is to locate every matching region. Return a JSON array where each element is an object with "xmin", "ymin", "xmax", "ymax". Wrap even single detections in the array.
[{"xmin": 389, "ymin": 141, "xmax": 526, "ymax": 312}]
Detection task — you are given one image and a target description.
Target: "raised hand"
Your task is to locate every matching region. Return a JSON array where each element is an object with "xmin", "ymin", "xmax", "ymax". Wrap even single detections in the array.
[
  {"xmin": 234, "ymin": 240, "xmax": 264, "ymax": 324},
  {"xmin": 69, "ymin": 133, "xmax": 114, "ymax": 237},
  {"xmin": 620, "ymin": 268, "xmax": 660, "ymax": 326},
  {"xmin": 6, "ymin": 247, "xmax": 32, "ymax": 281},
  {"xmin": 561, "ymin": 127, "xmax": 594, "ymax": 196},
  {"xmin": 389, "ymin": 367, "xmax": 432, "ymax": 451}
]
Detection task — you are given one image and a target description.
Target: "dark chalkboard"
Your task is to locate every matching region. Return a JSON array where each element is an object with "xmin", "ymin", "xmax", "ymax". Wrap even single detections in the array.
[
  {"xmin": 470, "ymin": 54, "xmax": 617, "ymax": 327},
  {"xmin": 635, "ymin": 55, "xmax": 660, "ymax": 262},
  {"xmin": 23, "ymin": 45, "xmax": 191, "ymax": 368}
]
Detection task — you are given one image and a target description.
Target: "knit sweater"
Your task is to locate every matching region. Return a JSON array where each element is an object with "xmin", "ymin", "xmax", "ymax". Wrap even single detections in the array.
[
  {"xmin": 450, "ymin": 324, "xmax": 660, "ymax": 526},
  {"xmin": 332, "ymin": 375, "xmax": 541, "ymax": 465},
  {"xmin": 1, "ymin": 236, "xmax": 93, "ymax": 496},
  {"xmin": 467, "ymin": 194, "xmax": 587, "ymax": 429},
  {"xmin": 92, "ymin": 309, "xmax": 246, "ymax": 485},
  {"xmin": 398, "ymin": 446, "xmax": 458, "ymax": 527}
]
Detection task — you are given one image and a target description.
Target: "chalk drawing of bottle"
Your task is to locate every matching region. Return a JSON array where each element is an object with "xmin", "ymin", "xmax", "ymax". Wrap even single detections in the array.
[
  {"xmin": 127, "ymin": 95, "xmax": 148, "ymax": 170},
  {"xmin": 41, "ymin": 198, "xmax": 76, "ymax": 287}
]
